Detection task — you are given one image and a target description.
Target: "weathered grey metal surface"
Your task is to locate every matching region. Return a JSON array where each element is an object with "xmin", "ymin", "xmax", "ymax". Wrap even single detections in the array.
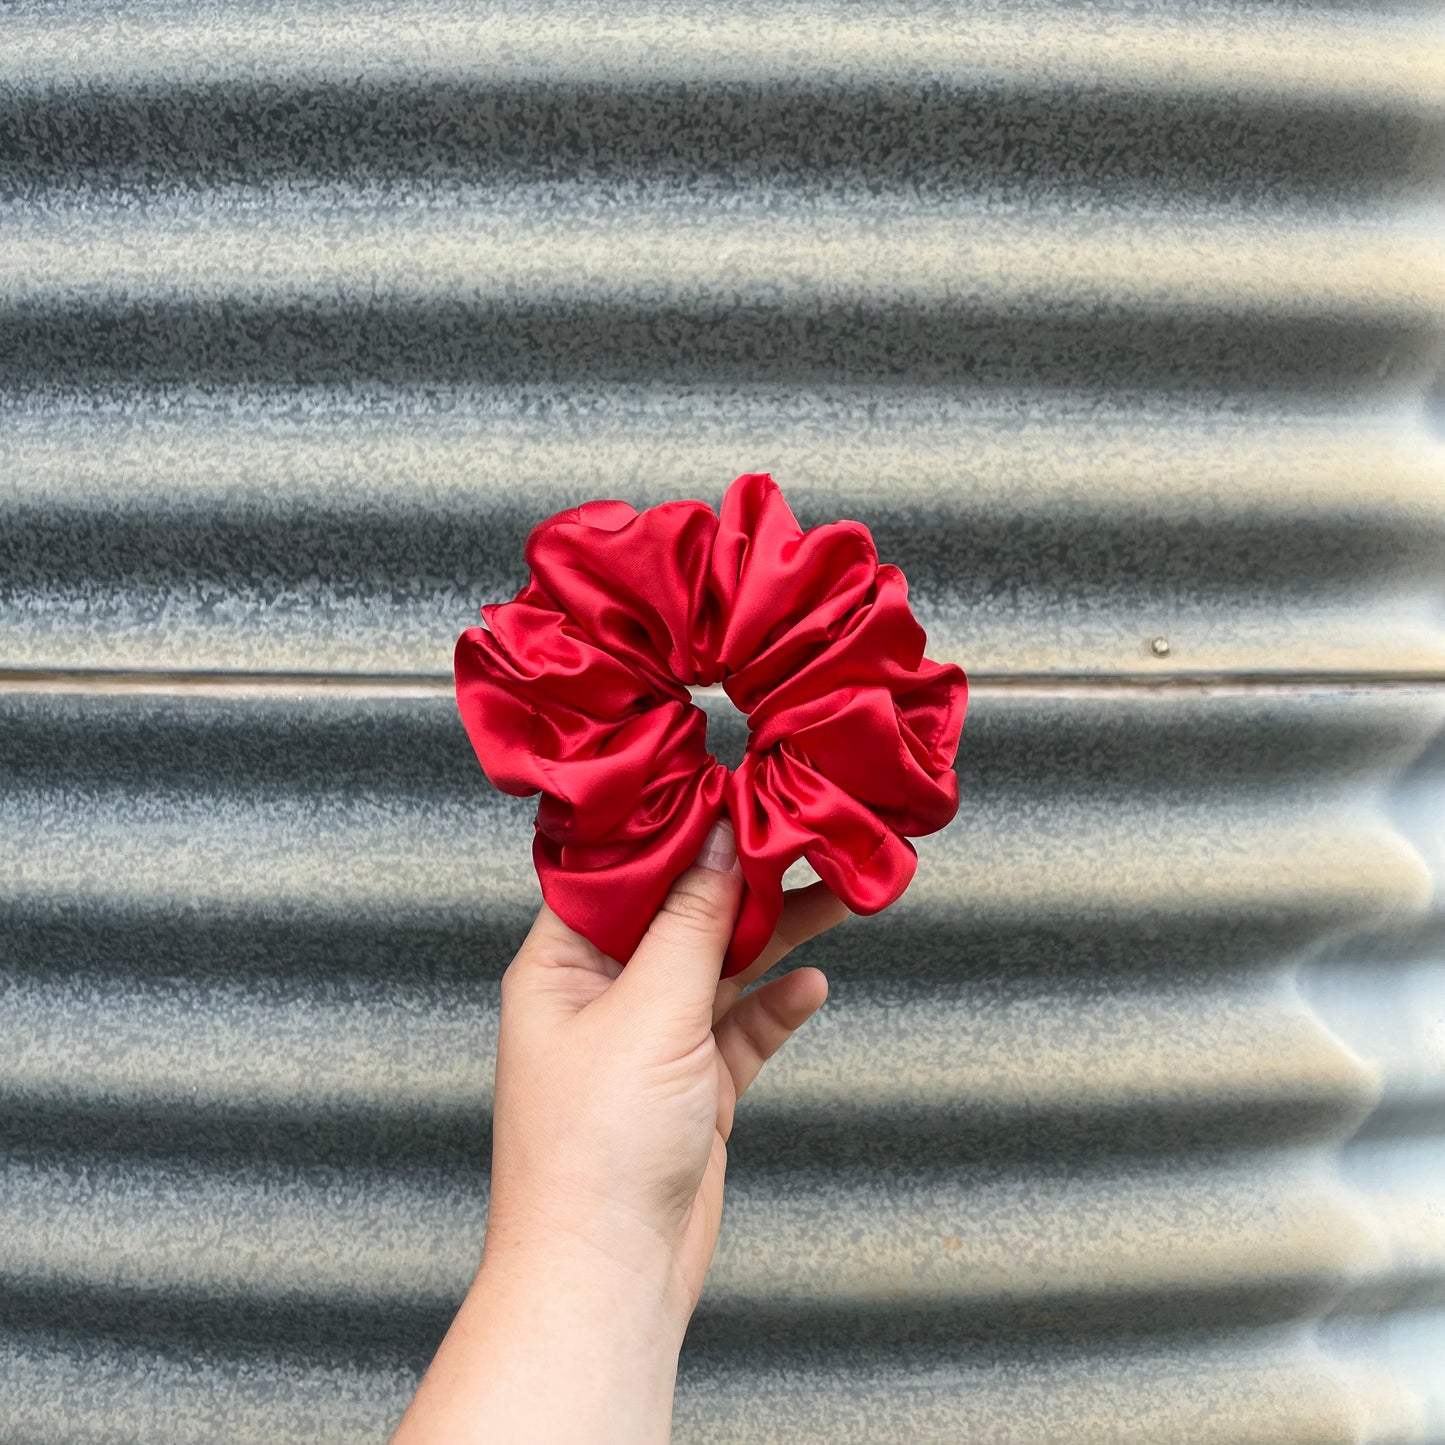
[{"xmin": 1, "ymin": 1, "xmax": 1443, "ymax": 1441}]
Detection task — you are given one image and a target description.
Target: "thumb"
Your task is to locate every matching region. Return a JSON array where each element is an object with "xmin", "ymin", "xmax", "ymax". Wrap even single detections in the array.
[{"xmin": 601, "ymin": 815, "xmax": 743, "ymax": 1034}]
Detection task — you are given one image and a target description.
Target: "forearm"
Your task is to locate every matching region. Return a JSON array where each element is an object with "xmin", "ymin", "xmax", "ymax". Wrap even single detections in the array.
[
  {"xmin": 391, "ymin": 1233, "xmax": 689, "ymax": 1445},
  {"xmin": 390, "ymin": 827, "xmax": 837, "ymax": 1441}
]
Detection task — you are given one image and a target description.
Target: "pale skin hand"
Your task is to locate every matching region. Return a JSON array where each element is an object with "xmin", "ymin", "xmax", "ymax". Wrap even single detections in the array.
[{"xmin": 391, "ymin": 817, "xmax": 849, "ymax": 1444}]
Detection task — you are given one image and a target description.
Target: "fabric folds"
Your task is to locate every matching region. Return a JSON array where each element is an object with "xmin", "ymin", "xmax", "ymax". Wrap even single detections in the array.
[{"xmin": 454, "ymin": 472, "xmax": 968, "ymax": 978}]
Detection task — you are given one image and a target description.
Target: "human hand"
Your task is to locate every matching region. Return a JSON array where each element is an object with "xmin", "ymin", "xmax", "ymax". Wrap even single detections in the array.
[{"xmin": 392, "ymin": 816, "xmax": 848, "ymax": 1444}]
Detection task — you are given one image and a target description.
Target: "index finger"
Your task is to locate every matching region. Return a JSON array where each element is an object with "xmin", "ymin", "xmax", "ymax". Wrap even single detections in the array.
[{"xmin": 711, "ymin": 881, "xmax": 849, "ymax": 1026}]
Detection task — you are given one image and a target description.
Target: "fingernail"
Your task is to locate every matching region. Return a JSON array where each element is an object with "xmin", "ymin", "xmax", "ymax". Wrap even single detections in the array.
[{"xmin": 695, "ymin": 816, "xmax": 737, "ymax": 873}]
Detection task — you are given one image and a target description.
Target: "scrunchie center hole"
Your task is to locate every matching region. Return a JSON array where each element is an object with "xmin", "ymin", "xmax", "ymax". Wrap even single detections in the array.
[{"xmin": 689, "ymin": 685, "xmax": 749, "ymax": 772}]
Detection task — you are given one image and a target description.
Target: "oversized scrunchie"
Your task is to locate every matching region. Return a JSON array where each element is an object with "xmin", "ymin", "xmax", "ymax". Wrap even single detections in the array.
[{"xmin": 454, "ymin": 472, "xmax": 968, "ymax": 978}]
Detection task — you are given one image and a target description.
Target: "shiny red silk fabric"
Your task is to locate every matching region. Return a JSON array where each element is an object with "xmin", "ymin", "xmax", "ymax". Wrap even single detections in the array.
[{"xmin": 454, "ymin": 472, "xmax": 967, "ymax": 978}]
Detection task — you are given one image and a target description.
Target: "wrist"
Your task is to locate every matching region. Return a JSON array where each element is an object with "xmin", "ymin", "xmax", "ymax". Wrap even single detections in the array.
[
  {"xmin": 479, "ymin": 1192, "xmax": 695, "ymax": 1340},
  {"xmin": 482, "ymin": 1175, "xmax": 697, "ymax": 1324}
]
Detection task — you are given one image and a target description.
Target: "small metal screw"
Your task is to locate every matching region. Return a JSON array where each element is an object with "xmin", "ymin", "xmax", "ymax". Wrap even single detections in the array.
[{"xmin": 1149, "ymin": 636, "xmax": 1171, "ymax": 657}]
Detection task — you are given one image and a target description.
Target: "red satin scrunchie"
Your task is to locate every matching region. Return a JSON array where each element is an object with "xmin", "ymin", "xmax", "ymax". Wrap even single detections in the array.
[{"xmin": 454, "ymin": 472, "xmax": 968, "ymax": 978}]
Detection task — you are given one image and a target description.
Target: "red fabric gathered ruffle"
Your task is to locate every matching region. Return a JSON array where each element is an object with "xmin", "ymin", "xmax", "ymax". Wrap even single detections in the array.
[{"xmin": 454, "ymin": 472, "xmax": 968, "ymax": 978}]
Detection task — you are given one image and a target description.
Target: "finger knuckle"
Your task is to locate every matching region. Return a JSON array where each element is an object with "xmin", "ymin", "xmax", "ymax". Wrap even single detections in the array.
[
  {"xmin": 658, "ymin": 878, "xmax": 727, "ymax": 930},
  {"xmin": 738, "ymin": 1011, "xmax": 772, "ymax": 1063},
  {"xmin": 758, "ymin": 987, "xmax": 791, "ymax": 1032}
]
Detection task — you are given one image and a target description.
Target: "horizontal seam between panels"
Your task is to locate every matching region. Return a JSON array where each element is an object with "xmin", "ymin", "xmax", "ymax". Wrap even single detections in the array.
[{"xmin": 3, "ymin": 667, "xmax": 1445, "ymax": 701}]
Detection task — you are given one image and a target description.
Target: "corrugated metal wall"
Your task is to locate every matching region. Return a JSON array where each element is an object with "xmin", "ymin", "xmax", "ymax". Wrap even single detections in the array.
[{"xmin": 2, "ymin": 3, "xmax": 1443, "ymax": 1440}]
